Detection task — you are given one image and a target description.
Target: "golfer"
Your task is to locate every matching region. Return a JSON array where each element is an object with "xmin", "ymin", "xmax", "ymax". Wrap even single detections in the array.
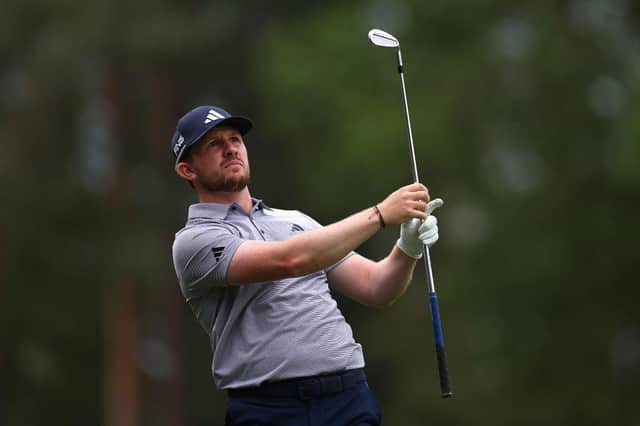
[{"xmin": 171, "ymin": 105, "xmax": 443, "ymax": 425}]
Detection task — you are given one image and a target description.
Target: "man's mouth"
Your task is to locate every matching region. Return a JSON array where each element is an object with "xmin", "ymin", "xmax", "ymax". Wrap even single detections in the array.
[{"xmin": 223, "ymin": 160, "xmax": 243, "ymax": 168}]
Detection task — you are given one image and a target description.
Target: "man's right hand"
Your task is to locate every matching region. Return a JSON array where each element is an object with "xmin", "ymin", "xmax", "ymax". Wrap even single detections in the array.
[{"xmin": 377, "ymin": 183, "xmax": 431, "ymax": 225}]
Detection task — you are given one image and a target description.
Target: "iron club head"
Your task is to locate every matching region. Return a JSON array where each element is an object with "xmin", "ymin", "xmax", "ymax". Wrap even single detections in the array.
[{"xmin": 368, "ymin": 29, "xmax": 400, "ymax": 48}]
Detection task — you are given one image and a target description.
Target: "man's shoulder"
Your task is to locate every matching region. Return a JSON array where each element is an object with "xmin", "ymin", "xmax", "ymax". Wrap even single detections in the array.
[
  {"xmin": 265, "ymin": 206, "xmax": 324, "ymax": 231},
  {"xmin": 266, "ymin": 207, "xmax": 316, "ymax": 221},
  {"xmin": 267, "ymin": 206, "xmax": 308, "ymax": 217},
  {"xmin": 173, "ymin": 219, "xmax": 238, "ymax": 246}
]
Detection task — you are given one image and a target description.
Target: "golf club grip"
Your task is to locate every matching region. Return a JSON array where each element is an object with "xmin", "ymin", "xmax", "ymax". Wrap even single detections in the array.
[{"xmin": 429, "ymin": 292, "xmax": 453, "ymax": 398}]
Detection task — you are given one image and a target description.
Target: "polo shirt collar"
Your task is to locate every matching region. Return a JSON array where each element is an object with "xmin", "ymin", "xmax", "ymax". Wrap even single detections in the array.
[{"xmin": 188, "ymin": 197, "xmax": 269, "ymax": 220}]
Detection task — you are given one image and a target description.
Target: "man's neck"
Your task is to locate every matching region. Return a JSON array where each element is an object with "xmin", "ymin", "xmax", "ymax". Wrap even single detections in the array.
[{"xmin": 198, "ymin": 186, "xmax": 253, "ymax": 213}]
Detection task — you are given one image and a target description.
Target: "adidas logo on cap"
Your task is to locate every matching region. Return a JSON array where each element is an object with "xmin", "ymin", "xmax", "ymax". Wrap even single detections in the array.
[{"xmin": 204, "ymin": 109, "xmax": 225, "ymax": 124}]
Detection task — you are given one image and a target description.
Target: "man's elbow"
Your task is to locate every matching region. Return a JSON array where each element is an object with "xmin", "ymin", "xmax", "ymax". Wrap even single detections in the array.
[
  {"xmin": 366, "ymin": 286, "xmax": 407, "ymax": 308},
  {"xmin": 279, "ymin": 252, "xmax": 317, "ymax": 278},
  {"xmin": 367, "ymin": 295, "xmax": 399, "ymax": 309},
  {"xmin": 228, "ymin": 245, "xmax": 312, "ymax": 284}
]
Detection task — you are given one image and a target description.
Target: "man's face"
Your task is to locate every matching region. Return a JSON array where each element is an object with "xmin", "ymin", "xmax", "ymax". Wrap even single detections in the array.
[{"xmin": 187, "ymin": 125, "xmax": 251, "ymax": 192}]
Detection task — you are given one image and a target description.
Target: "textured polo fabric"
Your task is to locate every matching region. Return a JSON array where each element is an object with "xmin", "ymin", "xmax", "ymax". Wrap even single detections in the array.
[{"xmin": 172, "ymin": 199, "xmax": 364, "ymax": 389}]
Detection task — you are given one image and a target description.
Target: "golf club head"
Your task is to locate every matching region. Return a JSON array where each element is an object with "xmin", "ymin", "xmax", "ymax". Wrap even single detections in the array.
[{"xmin": 368, "ymin": 29, "xmax": 400, "ymax": 48}]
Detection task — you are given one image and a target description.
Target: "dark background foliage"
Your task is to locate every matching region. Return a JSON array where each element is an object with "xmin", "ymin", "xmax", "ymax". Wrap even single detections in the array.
[{"xmin": 2, "ymin": 0, "xmax": 639, "ymax": 425}]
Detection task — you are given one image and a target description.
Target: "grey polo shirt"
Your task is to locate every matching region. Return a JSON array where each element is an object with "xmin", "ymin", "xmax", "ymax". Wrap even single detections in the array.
[{"xmin": 172, "ymin": 198, "xmax": 364, "ymax": 389}]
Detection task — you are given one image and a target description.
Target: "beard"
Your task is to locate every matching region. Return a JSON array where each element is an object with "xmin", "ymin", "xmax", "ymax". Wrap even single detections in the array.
[{"xmin": 199, "ymin": 166, "xmax": 251, "ymax": 193}]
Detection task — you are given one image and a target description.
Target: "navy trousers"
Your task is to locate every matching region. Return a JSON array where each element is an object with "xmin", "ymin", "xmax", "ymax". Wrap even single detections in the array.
[{"xmin": 225, "ymin": 382, "xmax": 381, "ymax": 426}]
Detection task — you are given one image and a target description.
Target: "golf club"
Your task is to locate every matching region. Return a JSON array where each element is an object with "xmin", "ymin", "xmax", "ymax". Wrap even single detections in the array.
[{"xmin": 368, "ymin": 28, "xmax": 453, "ymax": 399}]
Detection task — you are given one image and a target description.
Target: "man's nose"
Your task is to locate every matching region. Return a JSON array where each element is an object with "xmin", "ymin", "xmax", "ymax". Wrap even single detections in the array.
[{"xmin": 222, "ymin": 140, "xmax": 237, "ymax": 156}]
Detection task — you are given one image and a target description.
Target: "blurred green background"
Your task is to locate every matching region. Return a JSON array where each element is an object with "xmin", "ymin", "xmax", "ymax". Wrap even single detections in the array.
[{"xmin": 2, "ymin": 0, "xmax": 639, "ymax": 425}]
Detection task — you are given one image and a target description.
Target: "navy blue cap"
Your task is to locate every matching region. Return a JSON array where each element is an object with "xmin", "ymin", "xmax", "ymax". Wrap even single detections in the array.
[{"xmin": 171, "ymin": 105, "xmax": 253, "ymax": 164}]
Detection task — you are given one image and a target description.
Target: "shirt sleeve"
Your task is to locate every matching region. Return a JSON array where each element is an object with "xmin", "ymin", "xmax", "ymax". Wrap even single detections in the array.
[{"xmin": 172, "ymin": 225, "xmax": 244, "ymax": 300}]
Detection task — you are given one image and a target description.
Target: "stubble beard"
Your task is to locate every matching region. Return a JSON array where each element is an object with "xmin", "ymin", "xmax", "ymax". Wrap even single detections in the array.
[{"xmin": 200, "ymin": 167, "xmax": 251, "ymax": 193}]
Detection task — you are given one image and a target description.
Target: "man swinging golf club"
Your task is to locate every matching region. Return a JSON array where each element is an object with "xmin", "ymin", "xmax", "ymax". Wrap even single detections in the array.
[{"xmin": 171, "ymin": 105, "xmax": 443, "ymax": 425}]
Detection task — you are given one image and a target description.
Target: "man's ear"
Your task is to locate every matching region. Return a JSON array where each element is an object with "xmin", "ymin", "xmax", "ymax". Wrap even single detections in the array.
[{"xmin": 175, "ymin": 161, "xmax": 197, "ymax": 183}]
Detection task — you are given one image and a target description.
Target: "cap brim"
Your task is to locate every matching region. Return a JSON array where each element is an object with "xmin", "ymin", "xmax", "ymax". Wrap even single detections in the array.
[{"xmin": 218, "ymin": 116, "xmax": 252, "ymax": 135}]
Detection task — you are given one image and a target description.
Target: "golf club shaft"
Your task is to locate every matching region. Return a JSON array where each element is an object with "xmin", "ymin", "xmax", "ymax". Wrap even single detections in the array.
[
  {"xmin": 397, "ymin": 51, "xmax": 421, "ymax": 190},
  {"xmin": 397, "ymin": 49, "xmax": 453, "ymax": 398}
]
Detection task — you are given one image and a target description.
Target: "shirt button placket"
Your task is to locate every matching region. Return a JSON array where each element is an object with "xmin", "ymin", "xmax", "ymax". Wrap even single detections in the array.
[{"xmin": 249, "ymin": 217, "xmax": 266, "ymax": 240}]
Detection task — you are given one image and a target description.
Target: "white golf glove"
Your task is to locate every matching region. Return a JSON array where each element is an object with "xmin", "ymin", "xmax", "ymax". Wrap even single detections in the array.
[{"xmin": 396, "ymin": 198, "xmax": 443, "ymax": 259}]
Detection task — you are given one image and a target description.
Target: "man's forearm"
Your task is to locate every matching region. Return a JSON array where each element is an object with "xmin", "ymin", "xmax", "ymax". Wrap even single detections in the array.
[
  {"xmin": 285, "ymin": 182, "xmax": 431, "ymax": 277},
  {"xmin": 284, "ymin": 207, "xmax": 382, "ymax": 276},
  {"xmin": 228, "ymin": 206, "xmax": 383, "ymax": 285},
  {"xmin": 228, "ymin": 183, "xmax": 430, "ymax": 285},
  {"xmin": 367, "ymin": 245, "xmax": 418, "ymax": 306}
]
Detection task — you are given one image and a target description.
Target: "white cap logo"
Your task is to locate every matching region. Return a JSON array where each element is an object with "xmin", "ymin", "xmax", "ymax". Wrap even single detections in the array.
[{"xmin": 204, "ymin": 109, "xmax": 225, "ymax": 124}]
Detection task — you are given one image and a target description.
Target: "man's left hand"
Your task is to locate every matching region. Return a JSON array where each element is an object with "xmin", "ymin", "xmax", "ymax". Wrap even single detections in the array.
[{"xmin": 396, "ymin": 198, "xmax": 443, "ymax": 259}]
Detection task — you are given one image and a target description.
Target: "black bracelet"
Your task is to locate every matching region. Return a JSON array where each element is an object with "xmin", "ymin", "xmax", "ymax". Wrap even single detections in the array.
[{"xmin": 373, "ymin": 205, "xmax": 386, "ymax": 228}]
